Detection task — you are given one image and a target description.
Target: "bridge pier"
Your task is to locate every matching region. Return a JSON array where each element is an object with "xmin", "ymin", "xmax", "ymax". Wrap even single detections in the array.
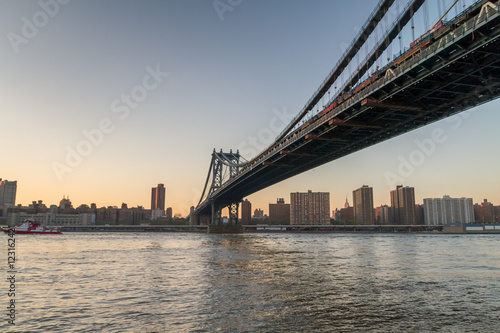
[
  {"xmin": 206, "ymin": 200, "xmax": 243, "ymax": 233},
  {"xmin": 190, "ymin": 207, "xmax": 212, "ymax": 226},
  {"xmin": 189, "ymin": 206, "xmax": 198, "ymax": 225},
  {"xmin": 211, "ymin": 201, "xmax": 222, "ymax": 225}
]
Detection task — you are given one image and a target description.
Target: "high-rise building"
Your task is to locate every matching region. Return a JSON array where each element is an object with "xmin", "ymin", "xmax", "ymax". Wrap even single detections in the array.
[
  {"xmin": 390, "ymin": 185, "xmax": 416, "ymax": 225},
  {"xmin": 151, "ymin": 184, "xmax": 166, "ymax": 213},
  {"xmin": 375, "ymin": 205, "xmax": 392, "ymax": 225},
  {"xmin": 353, "ymin": 185, "xmax": 374, "ymax": 225},
  {"xmin": 241, "ymin": 199, "xmax": 252, "ymax": 223},
  {"xmin": 415, "ymin": 204, "xmax": 425, "ymax": 225},
  {"xmin": 423, "ymin": 195, "xmax": 474, "ymax": 225},
  {"xmin": 0, "ymin": 179, "xmax": 17, "ymax": 216},
  {"xmin": 290, "ymin": 190, "xmax": 330, "ymax": 225},
  {"xmin": 166, "ymin": 207, "xmax": 173, "ymax": 219},
  {"xmin": 269, "ymin": 198, "xmax": 290, "ymax": 223}
]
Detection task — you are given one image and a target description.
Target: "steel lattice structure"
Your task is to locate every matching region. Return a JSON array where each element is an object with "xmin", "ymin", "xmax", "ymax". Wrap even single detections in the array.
[{"xmin": 194, "ymin": 0, "xmax": 500, "ymax": 223}]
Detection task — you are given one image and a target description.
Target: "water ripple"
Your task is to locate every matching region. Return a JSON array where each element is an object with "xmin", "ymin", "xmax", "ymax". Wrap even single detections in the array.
[{"xmin": 1, "ymin": 233, "xmax": 499, "ymax": 332}]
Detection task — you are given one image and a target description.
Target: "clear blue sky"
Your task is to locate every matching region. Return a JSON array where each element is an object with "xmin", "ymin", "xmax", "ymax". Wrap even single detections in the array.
[{"xmin": 1, "ymin": 0, "xmax": 499, "ymax": 215}]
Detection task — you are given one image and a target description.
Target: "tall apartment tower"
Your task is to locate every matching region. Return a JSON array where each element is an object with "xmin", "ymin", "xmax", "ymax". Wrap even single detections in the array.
[
  {"xmin": 151, "ymin": 184, "xmax": 166, "ymax": 212},
  {"xmin": 290, "ymin": 190, "xmax": 330, "ymax": 225},
  {"xmin": 0, "ymin": 179, "xmax": 17, "ymax": 217},
  {"xmin": 353, "ymin": 185, "xmax": 374, "ymax": 225},
  {"xmin": 390, "ymin": 185, "xmax": 416, "ymax": 225},
  {"xmin": 241, "ymin": 199, "xmax": 252, "ymax": 224}
]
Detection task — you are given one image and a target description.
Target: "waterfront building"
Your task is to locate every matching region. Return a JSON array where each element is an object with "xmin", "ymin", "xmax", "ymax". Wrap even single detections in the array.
[
  {"xmin": 0, "ymin": 179, "xmax": 17, "ymax": 216},
  {"xmin": 28, "ymin": 200, "xmax": 49, "ymax": 214},
  {"xmin": 166, "ymin": 207, "xmax": 173, "ymax": 219},
  {"xmin": 96, "ymin": 206, "xmax": 120, "ymax": 224},
  {"xmin": 253, "ymin": 208, "xmax": 264, "ymax": 218},
  {"xmin": 333, "ymin": 208, "xmax": 342, "ymax": 221},
  {"xmin": 59, "ymin": 196, "xmax": 74, "ymax": 212},
  {"xmin": 118, "ymin": 203, "xmax": 132, "ymax": 224},
  {"xmin": 375, "ymin": 205, "xmax": 392, "ymax": 225},
  {"xmin": 117, "ymin": 204, "xmax": 148, "ymax": 225},
  {"xmin": 415, "ymin": 204, "xmax": 425, "ymax": 225},
  {"xmin": 390, "ymin": 185, "xmax": 416, "ymax": 225},
  {"xmin": 151, "ymin": 208, "xmax": 164, "ymax": 220},
  {"xmin": 353, "ymin": 185, "xmax": 374, "ymax": 225},
  {"xmin": 338, "ymin": 197, "xmax": 354, "ymax": 222},
  {"xmin": 339, "ymin": 207, "xmax": 354, "ymax": 222},
  {"xmin": 474, "ymin": 199, "xmax": 495, "ymax": 223},
  {"xmin": 94, "ymin": 205, "xmax": 148, "ymax": 225},
  {"xmin": 423, "ymin": 195, "xmax": 474, "ymax": 225},
  {"xmin": 151, "ymin": 184, "xmax": 166, "ymax": 213},
  {"xmin": 290, "ymin": 190, "xmax": 330, "ymax": 225},
  {"xmin": 269, "ymin": 198, "xmax": 290, "ymax": 223},
  {"xmin": 8, "ymin": 211, "xmax": 95, "ymax": 226},
  {"xmin": 241, "ymin": 199, "xmax": 251, "ymax": 223},
  {"xmin": 75, "ymin": 204, "xmax": 91, "ymax": 214}
]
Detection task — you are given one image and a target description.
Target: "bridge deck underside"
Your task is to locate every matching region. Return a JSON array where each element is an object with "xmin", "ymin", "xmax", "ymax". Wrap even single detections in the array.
[{"xmin": 196, "ymin": 11, "xmax": 500, "ymax": 215}]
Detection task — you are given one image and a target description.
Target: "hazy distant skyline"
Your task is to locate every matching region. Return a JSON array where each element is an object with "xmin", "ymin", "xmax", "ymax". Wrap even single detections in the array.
[{"xmin": 2, "ymin": 0, "xmax": 499, "ymax": 215}]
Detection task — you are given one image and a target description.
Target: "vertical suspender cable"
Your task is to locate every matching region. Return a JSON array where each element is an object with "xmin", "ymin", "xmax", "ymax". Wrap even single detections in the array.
[
  {"xmin": 357, "ymin": 52, "xmax": 360, "ymax": 83},
  {"xmin": 397, "ymin": 0, "xmax": 402, "ymax": 53},
  {"xmin": 411, "ymin": 6, "xmax": 415, "ymax": 41},
  {"xmin": 424, "ymin": 1, "xmax": 429, "ymax": 30},
  {"xmin": 385, "ymin": 9, "xmax": 391, "ymax": 62}
]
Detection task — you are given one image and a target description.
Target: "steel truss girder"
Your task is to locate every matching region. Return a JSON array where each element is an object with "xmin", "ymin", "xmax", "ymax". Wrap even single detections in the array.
[{"xmin": 208, "ymin": 149, "xmax": 241, "ymax": 197}]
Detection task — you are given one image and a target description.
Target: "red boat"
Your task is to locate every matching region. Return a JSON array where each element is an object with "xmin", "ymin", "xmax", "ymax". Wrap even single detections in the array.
[{"xmin": 2, "ymin": 220, "xmax": 61, "ymax": 234}]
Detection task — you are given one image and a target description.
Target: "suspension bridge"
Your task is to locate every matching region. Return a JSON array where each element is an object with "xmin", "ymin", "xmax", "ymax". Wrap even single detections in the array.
[{"xmin": 190, "ymin": 0, "xmax": 500, "ymax": 230}]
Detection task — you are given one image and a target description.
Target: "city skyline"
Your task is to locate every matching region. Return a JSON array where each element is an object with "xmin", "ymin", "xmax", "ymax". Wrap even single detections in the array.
[
  {"xmin": 7, "ymin": 178, "xmax": 499, "ymax": 220},
  {"xmin": 2, "ymin": 0, "xmax": 499, "ymax": 216}
]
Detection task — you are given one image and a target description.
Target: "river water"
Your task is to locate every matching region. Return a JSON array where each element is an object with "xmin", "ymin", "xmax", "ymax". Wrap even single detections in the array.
[{"xmin": 1, "ymin": 232, "xmax": 499, "ymax": 332}]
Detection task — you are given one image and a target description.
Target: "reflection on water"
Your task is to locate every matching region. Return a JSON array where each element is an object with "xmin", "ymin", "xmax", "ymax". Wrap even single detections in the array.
[{"xmin": 1, "ymin": 233, "xmax": 499, "ymax": 332}]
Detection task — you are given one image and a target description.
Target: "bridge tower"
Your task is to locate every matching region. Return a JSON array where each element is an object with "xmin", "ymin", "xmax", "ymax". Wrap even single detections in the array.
[{"xmin": 195, "ymin": 149, "xmax": 245, "ymax": 233}]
